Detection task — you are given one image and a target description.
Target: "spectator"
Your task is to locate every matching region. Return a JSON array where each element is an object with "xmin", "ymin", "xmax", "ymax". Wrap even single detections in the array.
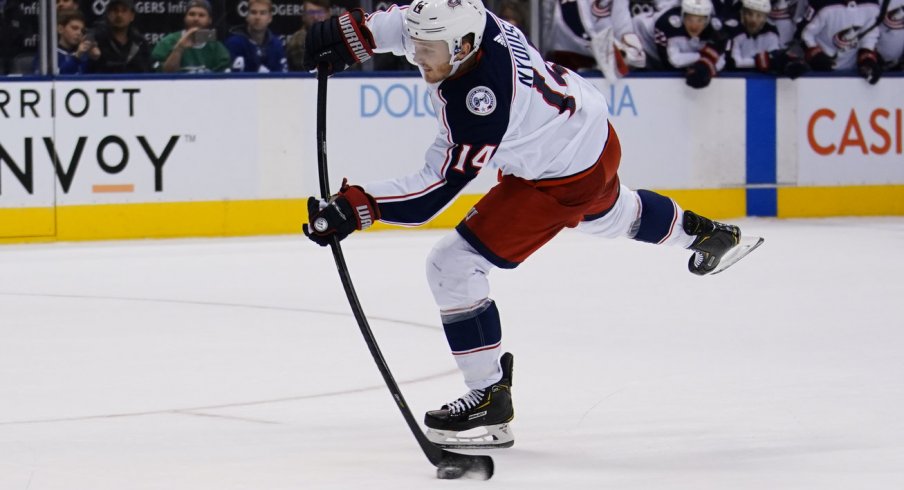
[
  {"xmin": 876, "ymin": 0, "xmax": 904, "ymax": 70},
  {"xmin": 725, "ymin": 0, "xmax": 807, "ymax": 77},
  {"xmin": 35, "ymin": 10, "xmax": 99, "ymax": 74},
  {"xmin": 89, "ymin": 0, "xmax": 152, "ymax": 73},
  {"xmin": 151, "ymin": 0, "xmax": 230, "ymax": 73},
  {"xmin": 1, "ymin": 0, "xmax": 25, "ymax": 74},
  {"xmin": 544, "ymin": 0, "xmax": 647, "ymax": 73},
  {"xmin": 56, "ymin": 0, "xmax": 78, "ymax": 12},
  {"xmin": 801, "ymin": 0, "xmax": 882, "ymax": 83},
  {"xmin": 224, "ymin": 0, "xmax": 287, "ymax": 72},
  {"xmin": 286, "ymin": 0, "xmax": 330, "ymax": 70},
  {"xmin": 497, "ymin": 0, "xmax": 529, "ymax": 32},
  {"xmin": 654, "ymin": 0, "xmax": 728, "ymax": 88}
]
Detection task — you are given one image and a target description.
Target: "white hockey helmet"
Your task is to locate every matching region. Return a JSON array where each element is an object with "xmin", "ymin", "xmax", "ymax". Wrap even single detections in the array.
[
  {"xmin": 681, "ymin": 0, "xmax": 714, "ymax": 16},
  {"xmin": 741, "ymin": 0, "xmax": 771, "ymax": 13},
  {"xmin": 405, "ymin": 0, "xmax": 487, "ymax": 70}
]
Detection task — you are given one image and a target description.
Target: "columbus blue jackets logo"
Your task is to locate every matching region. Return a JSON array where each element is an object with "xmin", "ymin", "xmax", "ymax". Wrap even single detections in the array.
[
  {"xmin": 591, "ymin": 0, "xmax": 612, "ymax": 18},
  {"xmin": 768, "ymin": 0, "xmax": 796, "ymax": 20},
  {"xmin": 884, "ymin": 6, "xmax": 904, "ymax": 30},
  {"xmin": 832, "ymin": 25, "xmax": 861, "ymax": 51},
  {"xmin": 466, "ymin": 86, "xmax": 496, "ymax": 116}
]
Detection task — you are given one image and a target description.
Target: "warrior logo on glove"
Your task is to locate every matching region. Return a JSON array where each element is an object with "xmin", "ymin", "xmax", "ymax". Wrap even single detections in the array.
[
  {"xmin": 302, "ymin": 8, "xmax": 375, "ymax": 74},
  {"xmin": 339, "ymin": 13, "xmax": 372, "ymax": 63},
  {"xmin": 303, "ymin": 179, "xmax": 381, "ymax": 246}
]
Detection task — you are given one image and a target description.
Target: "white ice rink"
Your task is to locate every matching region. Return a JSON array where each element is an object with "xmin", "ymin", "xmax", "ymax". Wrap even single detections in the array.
[{"xmin": 2, "ymin": 217, "xmax": 903, "ymax": 489}]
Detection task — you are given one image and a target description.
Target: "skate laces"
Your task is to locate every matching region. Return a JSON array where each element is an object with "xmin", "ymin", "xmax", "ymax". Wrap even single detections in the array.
[{"xmin": 445, "ymin": 389, "xmax": 486, "ymax": 415}]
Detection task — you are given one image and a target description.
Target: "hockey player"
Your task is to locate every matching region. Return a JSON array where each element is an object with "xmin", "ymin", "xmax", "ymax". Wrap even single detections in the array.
[
  {"xmin": 725, "ymin": 0, "xmax": 808, "ymax": 76},
  {"xmin": 631, "ymin": 0, "xmax": 680, "ymax": 67},
  {"xmin": 654, "ymin": 0, "xmax": 729, "ymax": 88},
  {"xmin": 768, "ymin": 0, "xmax": 810, "ymax": 46},
  {"xmin": 301, "ymin": 0, "xmax": 758, "ymax": 449},
  {"xmin": 544, "ymin": 0, "xmax": 647, "ymax": 78},
  {"xmin": 876, "ymin": 0, "xmax": 904, "ymax": 69},
  {"xmin": 800, "ymin": 0, "xmax": 883, "ymax": 83}
]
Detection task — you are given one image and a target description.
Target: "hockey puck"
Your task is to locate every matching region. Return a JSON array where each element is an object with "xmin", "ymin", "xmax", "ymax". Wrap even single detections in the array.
[
  {"xmin": 435, "ymin": 455, "xmax": 493, "ymax": 480},
  {"xmin": 436, "ymin": 462, "xmax": 467, "ymax": 480}
]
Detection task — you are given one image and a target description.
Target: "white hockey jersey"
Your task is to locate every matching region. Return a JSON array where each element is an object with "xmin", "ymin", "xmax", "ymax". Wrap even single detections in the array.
[
  {"xmin": 877, "ymin": 0, "xmax": 904, "ymax": 64},
  {"xmin": 725, "ymin": 17, "xmax": 783, "ymax": 68},
  {"xmin": 546, "ymin": 0, "xmax": 635, "ymax": 56},
  {"xmin": 769, "ymin": 0, "xmax": 810, "ymax": 45},
  {"xmin": 362, "ymin": 6, "xmax": 611, "ymax": 226},
  {"xmin": 801, "ymin": 0, "xmax": 880, "ymax": 69},
  {"xmin": 654, "ymin": 6, "xmax": 728, "ymax": 69}
]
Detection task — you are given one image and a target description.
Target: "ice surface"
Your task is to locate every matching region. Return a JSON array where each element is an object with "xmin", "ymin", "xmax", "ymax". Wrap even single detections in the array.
[{"xmin": 2, "ymin": 218, "xmax": 903, "ymax": 489}]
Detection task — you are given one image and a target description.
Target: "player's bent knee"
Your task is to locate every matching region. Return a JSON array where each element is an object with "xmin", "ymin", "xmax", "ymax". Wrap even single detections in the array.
[
  {"xmin": 426, "ymin": 233, "xmax": 493, "ymax": 309},
  {"xmin": 578, "ymin": 185, "xmax": 639, "ymax": 238}
]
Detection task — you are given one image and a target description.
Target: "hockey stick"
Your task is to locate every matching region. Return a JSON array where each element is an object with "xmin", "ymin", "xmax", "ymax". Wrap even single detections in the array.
[{"xmin": 313, "ymin": 66, "xmax": 494, "ymax": 481}]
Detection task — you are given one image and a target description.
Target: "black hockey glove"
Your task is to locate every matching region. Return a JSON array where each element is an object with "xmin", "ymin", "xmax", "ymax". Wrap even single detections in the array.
[
  {"xmin": 784, "ymin": 57, "xmax": 809, "ymax": 80},
  {"xmin": 699, "ymin": 43, "xmax": 722, "ymax": 66},
  {"xmin": 302, "ymin": 8, "xmax": 374, "ymax": 74},
  {"xmin": 857, "ymin": 49, "xmax": 882, "ymax": 85},
  {"xmin": 303, "ymin": 179, "xmax": 380, "ymax": 246},
  {"xmin": 805, "ymin": 46, "xmax": 834, "ymax": 72},
  {"xmin": 755, "ymin": 50, "xmax": 809, "ymax": 79},
  {"xmin": 685, "ymin": 59, "xmax": 715, "ymax": 89},
  {"xmin": 755, "ymin": 49, "xmax": 785, "ymax": 73}
]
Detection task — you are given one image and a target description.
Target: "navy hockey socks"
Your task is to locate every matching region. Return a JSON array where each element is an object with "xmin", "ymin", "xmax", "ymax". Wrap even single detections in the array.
[
  {"xmin": 441, "ymin": 299, "xmax": 502, "ymax": 355},
  {"xmin": 632, "ymin": 189, "xmax": 680, "ymax": 244}
]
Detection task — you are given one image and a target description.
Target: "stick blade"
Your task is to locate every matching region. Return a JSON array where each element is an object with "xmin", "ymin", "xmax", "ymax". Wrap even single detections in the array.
[{"xmin": 435, "ymin": 452, "xmax": 494, "ymax": 480}]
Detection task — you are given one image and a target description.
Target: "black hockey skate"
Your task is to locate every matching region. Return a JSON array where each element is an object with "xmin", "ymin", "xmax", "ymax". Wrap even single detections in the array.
[
  {"xmin": 424, "ymin": 352, "xmax": 515, "ymax": 449},
  {"xmin": 683, "ymin": 210, "xmax": 763, "ymax": 275}
]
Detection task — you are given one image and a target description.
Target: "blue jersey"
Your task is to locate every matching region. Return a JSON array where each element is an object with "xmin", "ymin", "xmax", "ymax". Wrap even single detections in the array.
[
  {"xmin": 363, "ymin": 6, "xmax": 611, "ymax": 226},
  {"xmin": 33, "ymin": 47, "xmax": 89, "ymax": 74},
  {"xmin": 224, "ymin": 27, "xmax": 287, "ymax": 73}
]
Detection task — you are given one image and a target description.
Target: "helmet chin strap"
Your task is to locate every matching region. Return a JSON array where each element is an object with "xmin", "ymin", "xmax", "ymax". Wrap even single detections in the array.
[{"xmin": 446, "ymin": 38, "xmax": 478, "ymax": 77}]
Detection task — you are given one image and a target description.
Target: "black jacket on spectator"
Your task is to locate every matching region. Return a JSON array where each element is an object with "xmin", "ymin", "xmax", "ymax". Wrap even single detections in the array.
[
  {"xmin": 1, "ymin": 0, "xmax": 26, "ymax": 74},
  {"xmin": 89, "ymin": 23, "xmax": 152, "ymax": 73}
]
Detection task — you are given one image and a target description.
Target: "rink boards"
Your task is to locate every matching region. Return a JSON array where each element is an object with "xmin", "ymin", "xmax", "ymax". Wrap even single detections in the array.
[{"xmin": 0, "ymin": 74, "xmax": 902, "ymax": 242}]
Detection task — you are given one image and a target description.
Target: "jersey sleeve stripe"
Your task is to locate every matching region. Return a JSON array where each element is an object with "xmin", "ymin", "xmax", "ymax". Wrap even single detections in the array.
[
  {"xmin": 374, "ymin": 178, "xmax": 447, "ymax": 202},
  {"xmin": 378, "ymin": 180, "xmax": 470, "ymax": 224}
]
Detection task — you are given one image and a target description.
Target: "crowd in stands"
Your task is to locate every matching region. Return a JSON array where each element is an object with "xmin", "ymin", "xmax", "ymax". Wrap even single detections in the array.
[{"xmin": 0, "ymin": 0, "xmax": 901, "ymax": 82}]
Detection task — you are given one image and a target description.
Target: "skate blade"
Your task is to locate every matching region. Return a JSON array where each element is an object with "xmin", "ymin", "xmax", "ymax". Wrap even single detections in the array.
[
  {"xmin": 426, "ymin": 423, "xmax": 514, "ymax": 449},
  {"xmin": 710, "ymin": 235, "xmax": 764, "ymax": 275}
]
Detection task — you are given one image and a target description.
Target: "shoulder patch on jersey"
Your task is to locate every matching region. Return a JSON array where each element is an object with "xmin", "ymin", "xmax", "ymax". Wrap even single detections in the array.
[
  {"xmin": 466, "ymin": 86, "xmax": 497, "ymax": 116},
  {"xmin": 669, "ymin": 14, "xmax": 682, "ymax": 28}
]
